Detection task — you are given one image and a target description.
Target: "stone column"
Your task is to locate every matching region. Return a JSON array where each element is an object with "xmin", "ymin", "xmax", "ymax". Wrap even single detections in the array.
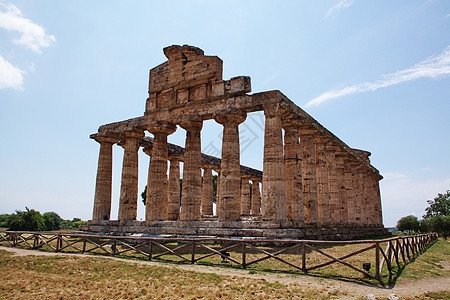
[
  {"xmin": 360, "ymin": 171, "xmax": 369, "ymax": 225},
  {"xmin": 146, "ymin": 123, "xmax": 176, "ymax": 221},
  {"xmin": 92, "ymin": 136, "xmax": 117, "ymax": 220},
  {"xmin": 262, "ymin": 105, "xmax": 286, "ymax": 221},
  {"xmin": 180, "ymin": 120, "xmax": 203, "ymax": 221},
  {"xmin": 314, "ymin": 137, "xmax": 330, "ymax": 224},
  {"xmin": 351, "ymin": 164, "xmax": 362, "ymax": 225},
  {"xmin": 201, "ymin": 165, "xmax": 214, "ymax": 215},
  {"xmin": 374, "ymin": 175, "xmax": 383, "ymax": 225},
  {"xmin": 215, "ymin": 110, "xmax": 246, "ymax": 221},
  {"xmin": 250, "ymin": 178, "xmax": 261, "ymax": 215},
  {"xmin": 344, "ymin": 159, "xmax": 355, "ymax": 224},
  {"xmin": 325, "ymin": 147, "xmax": 339, "ymax": 225},
  {"xmin": 214, "ymin": 168, "xmax": 221, "ymax": 217},
  {"xmin": 335, "ymin": 155, "xmax": 348, "ymax": 224},
  {"xmin": 284, "ymin": 126, "xmax": 303, "ymax": 223},
  {"xmin": 167, "ymin": 155, "xmax": 181, "ymax": 220},
  {"xmin": 240, "ymin": 175, "xmax": 251, "ymax": 215},
  {"xmin": 299, "ymin": 132, "xmax": 319, "ymax": 224},
  {"xmin": 118, "ymin": 131, "xmax": 143, "ymax": 221}
]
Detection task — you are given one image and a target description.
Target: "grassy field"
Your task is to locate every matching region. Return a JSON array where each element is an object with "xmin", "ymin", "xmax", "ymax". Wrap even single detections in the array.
[
  {"xmin": 0, "ymin": 233, "xmax": 441, "ymax": 287},
  {"xmin": 0, "ymin": 237, "xmax": 448, "ymax": 299},
  {"xmin": 0, "ymin": 248, "xmax": 342, "ymax": 299}
]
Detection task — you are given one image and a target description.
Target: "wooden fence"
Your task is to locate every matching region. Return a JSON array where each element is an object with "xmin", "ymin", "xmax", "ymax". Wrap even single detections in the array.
[{"xmin": 0, "ymin": 231, "xmax": 437, "ymax": 284}]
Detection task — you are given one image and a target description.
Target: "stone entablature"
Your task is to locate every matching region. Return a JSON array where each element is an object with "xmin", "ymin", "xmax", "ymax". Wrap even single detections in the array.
[{"xmin": 86, "ymin": 45, "xmax": 386, "ymax": 239}]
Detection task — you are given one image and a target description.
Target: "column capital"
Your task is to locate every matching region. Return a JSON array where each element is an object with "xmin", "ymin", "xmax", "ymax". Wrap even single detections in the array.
[
  {"xmin": 147, "ymin": 121, "xmax": 177, "ymax": 135},
  {"xmin": 124, "ymin": 130, "xmax": 144, "ymax": 139},
  {"xmin": 180, "ymin": 120, "xmax": 203, "ymax": 131},
  {"xmin": 201, "ymin": 163, "xmax": 214, "ymax": 170},
  {"xmin": 93, "ymin": 135, "xmax": 118, "ymax": 144},
  {"xmin": 142, "ymin": 146, "xmax": 152, "ymax": 156},
  {"xmin": 214, "ymin": 109, "xmax": 246, "ymax": 125},
  {"xmin": 240, "ymin": 174, "xmax": 251, "ymax": 179},
  {"xmin": 250, "ymin": 176, "xmax": 261, "ymax": 182},
  {"xmin": 169, "ymin": 153, "xmax": 183, "ymax": 161}
]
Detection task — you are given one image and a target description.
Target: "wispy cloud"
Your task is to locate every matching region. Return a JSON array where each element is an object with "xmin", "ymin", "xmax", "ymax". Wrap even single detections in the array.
[
  {"xmin": 305, "ymin": 46, "xmax": 450, "ymax": 108},
  {"xmin": 0, "ymin": 1, "xmax": 55, "ymax": 53},
  {"xmin": 325, "ymin": 0, "xmax": 355, "ymax": 18},
  {"xmin": 0, "ymin": 54, "xmax": 24, "ymax": 90}
]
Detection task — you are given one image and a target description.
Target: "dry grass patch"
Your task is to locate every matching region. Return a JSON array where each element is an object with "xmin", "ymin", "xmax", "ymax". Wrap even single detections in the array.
[{"xmin": 0, "ymin": 249, "xmax": 341, "ymax": 299}]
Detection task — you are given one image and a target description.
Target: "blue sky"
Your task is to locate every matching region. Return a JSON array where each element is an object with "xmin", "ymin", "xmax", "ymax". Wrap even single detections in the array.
[{"xmin": 0, "ymin": 0, "xmax": 449, "ymax": 227}]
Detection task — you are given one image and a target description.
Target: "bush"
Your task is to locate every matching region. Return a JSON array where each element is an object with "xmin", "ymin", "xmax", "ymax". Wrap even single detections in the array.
[{"xmin": 7, "ymin": 208, "xmax": 46, "ymax": 231}]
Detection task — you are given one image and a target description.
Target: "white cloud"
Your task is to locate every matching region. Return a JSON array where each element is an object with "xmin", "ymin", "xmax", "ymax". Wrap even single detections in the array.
[
  {"xmin": 325, "ymin": 0, "xmax": 355, "ymax": 18},
  {"xmin": 0, "ymin": 1, "xmax": 55, "ymax": 53},
  {"xmin": 305, "ymin": 45, "xmax": 450, "ymax": 108},
  {"xmin": 0, "ymin": 54, "xmax": 24, "ymax": 90}
]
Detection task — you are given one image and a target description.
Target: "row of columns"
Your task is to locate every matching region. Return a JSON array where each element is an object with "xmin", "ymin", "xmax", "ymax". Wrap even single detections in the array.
[
  {"xmin": 260, "ymin": 104, "xmax": 383, "ymax": 226},
  {"xmin": 93, "ymin": 107, "xmax": 382, "ymax": 226}
]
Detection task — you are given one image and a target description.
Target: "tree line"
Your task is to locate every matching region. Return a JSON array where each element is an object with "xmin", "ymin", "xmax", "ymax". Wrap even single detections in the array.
[
  {"xmin": 397, "ymin": 190, "xmax": 450, "ymax": 238},
  {"xmin": 0, "ymin": 208, "xmax": 86, "ymax": 232}
]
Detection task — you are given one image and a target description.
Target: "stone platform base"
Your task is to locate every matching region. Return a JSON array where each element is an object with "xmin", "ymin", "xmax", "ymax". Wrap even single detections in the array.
[{"xmin": 80, "ymin": 220, "xmax": 390, "ymax": 241}]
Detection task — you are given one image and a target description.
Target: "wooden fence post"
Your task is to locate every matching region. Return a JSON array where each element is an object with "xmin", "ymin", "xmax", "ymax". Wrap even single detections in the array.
[
  {"xmin": 302, "ymin": 243, "xmax": 307, "ymax": 273},
  {"xmin": 375, "ymin": 242, "xmax": 380, "ymax": 280},
  {"xmin": 242, "ymin": 242, "xmax": 247, "ymax": 269},
  {"xmin": 191, "ymin": 241, "xmax": 195, "ymax": 264}
]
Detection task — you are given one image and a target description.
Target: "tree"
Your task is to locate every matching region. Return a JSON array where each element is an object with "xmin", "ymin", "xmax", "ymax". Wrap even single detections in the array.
[
  {"xmin": 396, "ymin": 215, "xmax": 419, "ymax": 234},
  {"xmin": 427, "ymin": 215, "xmax": 450, "ymax": 239},
  {"xmin": 7, "ymin": 208, "xmax": 46, "ymax": 231},
  {"xmin": 43, "ymin": 212, "xmax": 63, "ymax": 231},
  {"xmin": 424, "ymin": 190, "xmax": 450, "ymax": 218},
  {"xmin": 0, "ymin": 214, "xmax": 9, "ymax": 228}
]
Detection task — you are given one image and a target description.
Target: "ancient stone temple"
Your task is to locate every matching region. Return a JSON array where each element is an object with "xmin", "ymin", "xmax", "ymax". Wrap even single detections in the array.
[{"xmin": 82, "ymin": 45, "xmax": 388, "ymax": 239}]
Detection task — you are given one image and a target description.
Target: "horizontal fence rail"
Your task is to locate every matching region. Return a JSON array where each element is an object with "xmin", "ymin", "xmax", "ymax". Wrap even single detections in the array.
[{"xmin": 0, "ymin": 231, "xmax": 438, "ymax": 284}]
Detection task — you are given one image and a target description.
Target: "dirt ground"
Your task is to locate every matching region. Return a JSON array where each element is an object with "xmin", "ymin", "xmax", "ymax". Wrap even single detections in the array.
[{"xmin": 1, "ymin": 245, "xmax": 449, "ymax": 299}]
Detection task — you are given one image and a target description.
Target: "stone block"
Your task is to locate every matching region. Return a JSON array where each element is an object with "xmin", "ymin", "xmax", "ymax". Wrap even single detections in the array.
[
  {"xmin": 190, "ymin": 84, "xmax": 206, "ymax": 101},
  {"xmin": 211, "ymin": 82, "xmax": 225, "ymax": 97},
  {"xmin": 177, "ymin": 88, "xmax": 189, "ymax": 104},
  {"xmin": 230, "ymin": 76, "xmax": 251, "ymax": 94}
]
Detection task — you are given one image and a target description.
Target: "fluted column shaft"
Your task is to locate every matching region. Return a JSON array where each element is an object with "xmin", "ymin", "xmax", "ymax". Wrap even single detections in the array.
[
  {"xmin": 118, "ymin": 132, "xmax": 143, "ymax": 220},
  {"xmin": 351, "ymin": 164, "xmax": 362, "ymax": 225},
  {"xmin": 251, "ymin": 179, "xmax": 261, "ymax": 215},
  {"xmin": 300, "ymin": 134, "xmax": 318, "ymax": 224},
  {"xmin": 201, "ymin": 166, "xmax": 214, "ymax": 215},
  {"xmin": 335, "ymin": 155, "xmax": 348, "ymax": 224},
  {"xmin": 374, "ymin": 176, "xmax": 383, "ymax": 225},
  {"xmin": 215, "ymin": 170, "xmax": 221, "ymax": 216},
  {"xmin": 314, "ymin": 138, "xmax": 330, "ymax": 224},
  {"xmin": 325, "ymin": 149, "xmax": 339, "ymax": 225},
  {"xmin": 284, "ymin": 126, "xmax": 303, "ymax": 223},
  {"xmin": 146, "ymin": 124, "xmax": 176, "ymax": 221},
  {"xmin": 180, "ymin": 121, "xmax": 203, "ymax": 221},
  {"xmin": 240, "ymin": 176, "xmax": 251, "ymax": 215},
  {"xmin": 344, "ymin": 160, "xmax": 355, "ymax": 224},
  {"xmin": 167, "ymin": 156, "xmax": 181, "ymax": 220},
  {"xmin": 262, "ymin": 106, "xmax": 286, "ymax": 221},
  {"xmin": 215, "ymin": 111, "xmax": 246, "ymax": 221},
  {"xmin": 93, "ymin": 136, "xmax": 116, "ymax": 220}
]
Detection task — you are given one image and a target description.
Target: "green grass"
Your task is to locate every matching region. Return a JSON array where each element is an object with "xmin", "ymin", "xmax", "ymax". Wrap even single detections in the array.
[{"xmin": 399, "ymin": 239, "xmax": 450, "ymax": 281}]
